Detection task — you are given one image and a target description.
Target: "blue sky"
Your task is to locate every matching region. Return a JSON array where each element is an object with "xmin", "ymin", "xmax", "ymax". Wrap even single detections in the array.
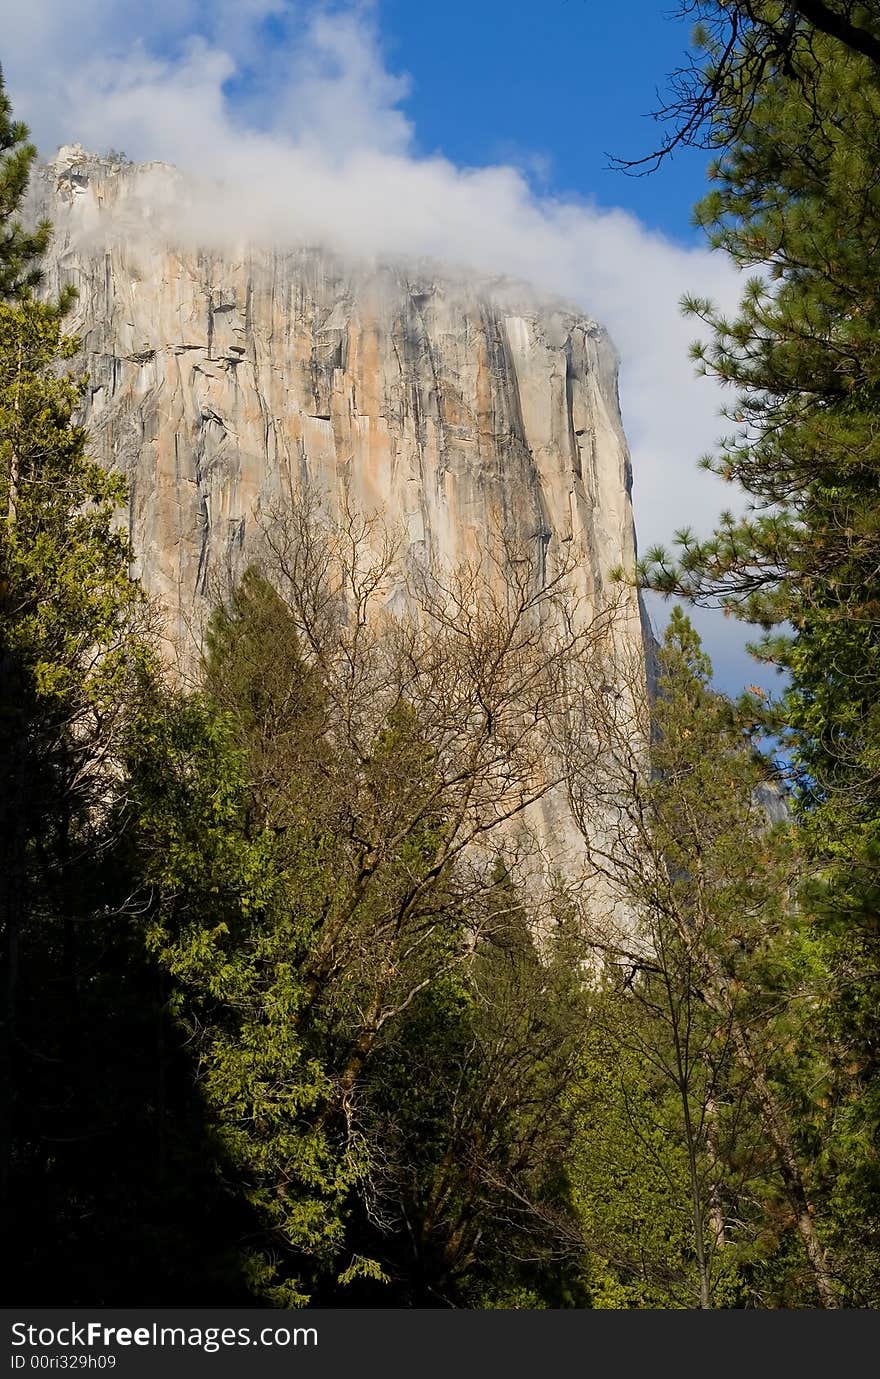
[
  {"xmin": 379, "ymin": 0, "xmax": 710, "ymax": 241},
  {"xmin": 2, "ymin": 0, "xmax": 761, "ymax": 691},
  {"xmin": 213, "ymin": 0, "xmax": 713, "ymax": 242}
]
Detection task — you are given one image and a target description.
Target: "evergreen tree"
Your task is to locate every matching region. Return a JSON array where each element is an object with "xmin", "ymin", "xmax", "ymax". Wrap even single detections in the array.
[
  {"xmin": 124, "ymin": 674, "xmax": 359, "ymax": 1305},
  {"xmin": 568, "ymin": 611, "xmax": 841, "ymax": 1306},
  {"xmin": 358, "ymin": 882, "xmax": 587, "ymax": 1307},
  {"xmin": 0, "ymin": 77, "xmax": 213, "ymax": 1300},
  {"xmin": 631, "ymin": 5, "xmax": 880, "ymax": 1304},
  {"xmin": 0, "ymin": 65, "xmax": 50, "ymax": 299},
  {"xmin": 640, "ymin": 12, "xmax": 880, "ymax": 836}
]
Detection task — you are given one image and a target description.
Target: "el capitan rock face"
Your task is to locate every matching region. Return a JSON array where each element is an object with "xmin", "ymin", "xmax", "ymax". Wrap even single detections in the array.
[{"xmin": 35, "ymin": 145, "xmax": 645, "ymax": 664}]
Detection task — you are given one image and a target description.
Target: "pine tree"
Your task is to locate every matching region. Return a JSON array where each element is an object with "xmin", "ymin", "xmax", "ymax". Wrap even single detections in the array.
[
  {"xmin": 0, "ymin": 73, "xmax": 153, "ymax": 1288},
  {"xmin": 630, "ymin": 6, "xmax": 880, "ymax": 1304},
  {"xmin": 0, "ymin": 65, "xmax": 51, "ymax": 299},
  {"xmin": 124, "ymin": 675, "xmax": 358, "ymax": 1305},
  {"xmin": 568, "ymin": 611, "xmax": 841, "ymax": 1305},
  {"xmin": 640, "ymin": 14, "xmax": 880, "ymax": 836},
  {"xmin": 634, "ymin": 9, "xmax": 880, "ymax": 866}
]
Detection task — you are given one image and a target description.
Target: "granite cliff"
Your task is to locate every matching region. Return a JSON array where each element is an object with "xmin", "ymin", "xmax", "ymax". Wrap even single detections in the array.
[{"xmin": 34, "ymin": 146, "xmax": 646, "ymax": 670}]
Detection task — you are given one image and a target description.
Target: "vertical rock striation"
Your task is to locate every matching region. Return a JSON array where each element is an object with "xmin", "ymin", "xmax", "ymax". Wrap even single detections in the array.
[{"xmin": 36, "ymin": 146, "xmax": 644, "ymax": 663}]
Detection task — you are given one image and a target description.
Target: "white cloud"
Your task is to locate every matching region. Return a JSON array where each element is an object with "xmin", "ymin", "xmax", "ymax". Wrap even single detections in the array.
[{"xmin": 2, "ymin": 0, "xmax": 757, "ymax": 684}]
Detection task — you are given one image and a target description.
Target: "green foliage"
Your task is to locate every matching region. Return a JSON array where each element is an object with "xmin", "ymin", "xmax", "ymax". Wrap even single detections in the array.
[
  {"xmin": 125, "ymin": 682, "xmax": 360, "ymax": 1306},
  {"xmin": 573, "ymin": 1013, "xmax": 740, "ymax": 1310},
  {"xmin": 0, "ymin": 95, "xmax": 166, "ymax": 1297},
  {"xmin": 634, "ymin": 5, "xmax": 880, "ymax": 1305},
  {"xmin": 795, "ymin": 855, "xmax": 880, "ymax": 1305},
  {"xmin": 358, "ymin": 889, "xmax": 588, "ymax": 1307},
  {"xmin": 0, "ymin": 65, "xmax": 50, "ymax": 300},
  {"xmin": 570, "ymin": 612, "xmax": 844, "ymax": 1306},
  {"xmin": 638, "ymin": 10, "xmax": 880, "ymax": 834},
  {"xmin": 0, "ymin": 299, "xmax": 138, "ymax": 701}
]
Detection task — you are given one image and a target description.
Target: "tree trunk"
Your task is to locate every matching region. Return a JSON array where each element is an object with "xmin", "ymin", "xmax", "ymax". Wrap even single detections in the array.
[{"xmin": 706, "ymin": 1092, "xmax": 727, "ymax": 1252}]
